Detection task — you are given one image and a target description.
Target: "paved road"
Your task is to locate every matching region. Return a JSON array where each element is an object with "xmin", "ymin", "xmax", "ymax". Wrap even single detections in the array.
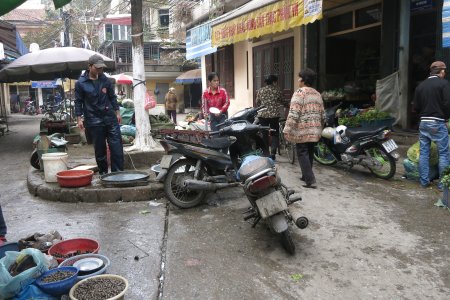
[{"xmin": 1, "ymin": 114, "xmax": 449, "ymax": 299}]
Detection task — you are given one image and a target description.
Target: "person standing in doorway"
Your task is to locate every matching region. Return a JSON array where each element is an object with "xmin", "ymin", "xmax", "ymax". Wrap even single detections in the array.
[
  {"xmin": 283, "ymin": 68, "xmax": 324, "ymax": 189},
  {"xmin": 165, "ymin": 87, "xmax": 178, "ymax": 124},
  {"xmin": 413, "ymin": 61, "xmax": 450, "ymax": 190},
  {"xmin": 201, "ymin": 72, "xmax": 230, "ymax": 131},
  {"xmin": 256, "ymin": 74, "xmax": 290, "ymax": 160},
  {"xmin": 75, "ymin": 54, "xmax": 124, "ymax": 175}
]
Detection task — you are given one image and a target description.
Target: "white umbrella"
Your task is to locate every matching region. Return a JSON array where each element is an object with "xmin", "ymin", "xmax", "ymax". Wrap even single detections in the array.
[{"xmin": 0, "ymin": 47, "xmax": 115, "ymax": 83}]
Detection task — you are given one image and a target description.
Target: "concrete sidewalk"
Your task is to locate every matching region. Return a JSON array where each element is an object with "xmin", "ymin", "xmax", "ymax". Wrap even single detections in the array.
[{"xmin": 27, "ymin": 142, "xmax": 166, "ymax": 202}]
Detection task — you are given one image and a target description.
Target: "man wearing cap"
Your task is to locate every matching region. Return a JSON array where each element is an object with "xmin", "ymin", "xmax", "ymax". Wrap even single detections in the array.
[
  {"xmin": 75, "ymin": 54, "xmax": 124, "ymax": 175},
  {"xmin": 413, "ymin": 60, "xmax": 450, "ymax": 189}
]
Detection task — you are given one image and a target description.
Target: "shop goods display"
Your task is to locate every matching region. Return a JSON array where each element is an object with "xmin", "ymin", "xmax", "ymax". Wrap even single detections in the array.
[
  {"xmin": 35, "ymin": 266, "xmax": 79, "ymax": 296},
  {"xmin": 48, "ymin": 238, "xmax": 100, "ymax": 264},
  {"xmin": 69, "ymin": 274, "xmax": 129, "ymax": 300}
]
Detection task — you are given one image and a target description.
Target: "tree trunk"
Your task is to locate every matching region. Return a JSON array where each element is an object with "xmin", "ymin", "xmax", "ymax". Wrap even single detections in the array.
[{"xmin": 130, "ymin": 0, "xmax": 155, "ymax": 150}]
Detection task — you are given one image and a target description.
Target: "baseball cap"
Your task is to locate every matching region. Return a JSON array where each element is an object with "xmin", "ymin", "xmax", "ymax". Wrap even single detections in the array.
[
  {"xmin": 88, "ymin": 54, "xmax": 107, "ymax": 68},
  {"xmin": 430, "ymin": 61, "xmax": 446, "ymax": 70}
]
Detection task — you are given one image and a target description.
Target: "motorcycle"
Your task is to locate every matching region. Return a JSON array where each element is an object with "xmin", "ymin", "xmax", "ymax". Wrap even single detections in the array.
[
  {"xmin": 313, "ymin": 104, "xmax": 400, "ymax": 179},
  {"xmin": 23, "ymin": 100, "xmax": 37, "ymax": 115},
  {"xmin": 158, "ymin": 108, "xmax": 308, "ymax": 254},
  {"xmin": 154, "ymin": 106, "xmax": 265, "ymax": 183}
]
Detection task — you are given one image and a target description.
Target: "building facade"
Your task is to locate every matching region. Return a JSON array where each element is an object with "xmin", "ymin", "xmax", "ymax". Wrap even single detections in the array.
[{"xmin": 187, "ymin": 0, "xmax": 447, "ymax": 129}]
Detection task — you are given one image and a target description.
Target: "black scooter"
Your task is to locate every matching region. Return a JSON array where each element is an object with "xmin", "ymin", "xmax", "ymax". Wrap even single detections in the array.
[
  {"xmin": 159, "ymin": 119, "xmax": 307, "ymax": 254},
  {"xmin": 313, "ymin": 104, "xmax": 400, "ymax": 179}
]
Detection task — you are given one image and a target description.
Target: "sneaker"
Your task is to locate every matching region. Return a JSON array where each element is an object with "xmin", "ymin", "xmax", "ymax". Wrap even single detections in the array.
[{"xmin": 434, "ymin": 199, "xmax": 448, "ymax": 208}]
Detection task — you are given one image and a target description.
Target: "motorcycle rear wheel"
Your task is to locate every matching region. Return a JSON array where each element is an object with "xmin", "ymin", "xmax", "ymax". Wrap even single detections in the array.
[
  {"xmin": 164, "ymin": 159, "xmax": 206, "ymax": 208},
  {"xmin": 366, "ymin": 145, "xmax": 396, "ymax": 179},
  {"xmin": 280, "ymin": 229, "xmax": 296, "ymax": 255},
  {"xmin": 313, "ymin": 141, "xmax": 337, "ymax": 165}
]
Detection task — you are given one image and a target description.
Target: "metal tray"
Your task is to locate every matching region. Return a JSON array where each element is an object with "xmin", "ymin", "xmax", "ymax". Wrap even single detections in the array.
[{"xmin": 100, "ymin": 171, "xmax": 150, "ymax": 187}]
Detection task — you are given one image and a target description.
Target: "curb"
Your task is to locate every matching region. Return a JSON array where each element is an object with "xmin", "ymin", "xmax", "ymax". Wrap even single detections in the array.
[{"xmin": 27, "ymin": 168, "xmax": 165, "ymax": 203}]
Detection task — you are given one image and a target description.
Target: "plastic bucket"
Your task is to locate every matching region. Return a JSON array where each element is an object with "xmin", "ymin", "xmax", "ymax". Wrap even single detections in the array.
[
  {"xmin": 42, "ymin": 152, "xmax": 69, "ymax": 183},
  {"xmin": 37, "ymin": 148, "xmax": 66, "ymax": 171}
]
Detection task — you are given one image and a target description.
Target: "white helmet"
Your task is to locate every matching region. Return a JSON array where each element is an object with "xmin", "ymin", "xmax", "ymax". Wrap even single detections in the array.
[
  {"xmin": 335, "ymin": 125, "xmax": 347, "ymax": 137},
  {"xmin": 321, "ymin": 127, "xmax": 335, "ymax": 139}
]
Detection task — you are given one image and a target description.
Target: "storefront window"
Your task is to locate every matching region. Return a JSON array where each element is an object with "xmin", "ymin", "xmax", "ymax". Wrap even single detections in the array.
[
  {"xmin": 355, "ymin": 4, "xmax": 382, "ymax": 27},
  {"xmin": 328, "ymin": 12, "xmax": 352, "ymax": 35}
]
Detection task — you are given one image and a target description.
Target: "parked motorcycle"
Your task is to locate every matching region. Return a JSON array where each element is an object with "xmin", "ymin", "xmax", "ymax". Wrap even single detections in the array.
[
  {"xmin": 23, "ymin": 100, "xmax": 37, "ymax": 115},
  {"xmin": 314, "ymin": 104, "xmax": 400, "ymax": 179},
  {"xmin": 158, "ymin": 108, "xmax": 308, "ymax": 254}
]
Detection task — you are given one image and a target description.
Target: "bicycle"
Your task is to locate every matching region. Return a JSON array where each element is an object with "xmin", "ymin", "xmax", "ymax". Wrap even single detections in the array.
[{"xmin": 278, "ymin": 119, "xmax": 296, "ymax": 164}]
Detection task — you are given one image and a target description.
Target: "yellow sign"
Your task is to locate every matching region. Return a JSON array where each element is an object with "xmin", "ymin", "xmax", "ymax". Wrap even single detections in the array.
[{"xmin": 212, "ymin": 0, "xmax": 322, "ymax": 47}]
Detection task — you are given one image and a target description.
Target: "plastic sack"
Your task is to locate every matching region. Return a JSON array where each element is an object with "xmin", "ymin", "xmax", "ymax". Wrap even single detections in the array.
[
  {"xmin": 0, "ymin": 248, "xmax": 49, "ymax": 299},
  {"xmin": 403, "ymin": 158, "xmax": 439, "ymax": 181},
  {"xmin": 407, "ymin": 141, "xmax": 439, "ymax": 166},
  {"xmin": 120, "ymin": 125, "xmax": 136, "ymax": 137},
  {"xmin": 144, "ymin": 92, "xmax": 156, "ymax": 110},
  {"xmin": 119, "ymin": 107, "xmax": 134, "ymax": 125},
  {"xmin": 12, "ymin": 284, "xmax": 58, "ymax": 300},
  {"xmin": 122, "ymin": 98, "xmax": 134, "ymax": 109}
]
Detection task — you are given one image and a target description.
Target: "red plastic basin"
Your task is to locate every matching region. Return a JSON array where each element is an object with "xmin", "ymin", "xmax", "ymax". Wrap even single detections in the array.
[
  {"xmin": 48, "ymin": 238, "xmax": 100, "ymax": 263},
  {"xmin": 56, "ymin": 170, "xmax": 93, "ymax": 187}
]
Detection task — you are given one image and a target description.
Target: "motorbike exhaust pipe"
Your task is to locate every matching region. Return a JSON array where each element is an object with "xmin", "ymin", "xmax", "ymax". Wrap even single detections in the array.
[
  {"xmin": 183, "ymin": 179, "xmax": 239, "ymax": 191},
  {"xmin": 290, "ymin": 211, "xmax": 309, "ymax": 229}
]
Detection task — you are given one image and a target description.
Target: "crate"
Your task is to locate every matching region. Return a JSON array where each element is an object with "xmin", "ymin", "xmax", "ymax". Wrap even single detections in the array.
[{"xmin": 154, "ymin": 129, "xmax": 210, "ymax": 144}]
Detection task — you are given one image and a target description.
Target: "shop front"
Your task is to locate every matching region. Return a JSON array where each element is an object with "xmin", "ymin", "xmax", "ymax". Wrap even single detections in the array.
[
  {"xmin": 316, "ymin": 1, "xmax": 383, "ymax": 110},
  {"xmin": 208, "ymin": 0, "xmax": 323, "ymax": 115},
  {"xmin": 309, "ymin": 0, "xmax": 446, "ymax": 129}
]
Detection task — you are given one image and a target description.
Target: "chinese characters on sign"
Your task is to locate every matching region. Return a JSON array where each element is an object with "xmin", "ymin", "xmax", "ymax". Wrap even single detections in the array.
[{"xmin": 212, "ymin": 0, "xmax": 322, "ymax": 47}]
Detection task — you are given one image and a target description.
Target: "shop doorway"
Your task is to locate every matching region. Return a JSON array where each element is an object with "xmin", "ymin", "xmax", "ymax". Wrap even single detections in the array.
[
  {"xmin": 184, "ymin": 83, "xmax": 201, "ymax": 111},
  {"xmin": 252, "ymin": 38, "xmax": 294, "ymax": 105},
  {"xmin": 409, "ymin": 6, "xmax": 439, "ymax": 129},
  {"xmin": 325, "ymin": 25, "xmax": 381, "ymax": 108}
]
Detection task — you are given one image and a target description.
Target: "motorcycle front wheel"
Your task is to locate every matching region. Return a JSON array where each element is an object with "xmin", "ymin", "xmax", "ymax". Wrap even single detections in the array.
[
  {"xmin": 313, "ymin": 141, "xmax": 337, "ymax": 165},
  {"xmin": 280, "ymin": 229, "xmax": 296, "ymax": 255},
  {"xmin": 366, "ymin": 145, "xmax": 396, "ymax": 179},
  {"xmin": 164, "ymin": 159, "xmax": 206, "ymax": 208}
]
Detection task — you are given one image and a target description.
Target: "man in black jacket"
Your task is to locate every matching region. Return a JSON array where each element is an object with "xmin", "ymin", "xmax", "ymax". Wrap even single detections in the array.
[
  {"xmin": 75, "ymin": 54, "xmax": 124, "ymax": 175},
  {"xmin": 413, "ymin": 61, "xmax": 450, "ymax": 189}
]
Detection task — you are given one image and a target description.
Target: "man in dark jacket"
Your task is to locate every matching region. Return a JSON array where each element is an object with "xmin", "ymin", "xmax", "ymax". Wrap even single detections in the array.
[
  {"xmin": 75, "ymin": 54, "xmax": 124, "ymax": 175},
  {"xmin": 413, "ymin": 60, "xmax": 450, "ymax": 189}
]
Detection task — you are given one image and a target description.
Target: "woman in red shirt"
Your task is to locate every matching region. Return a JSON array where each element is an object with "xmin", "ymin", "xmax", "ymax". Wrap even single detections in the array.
[{"xmin": 201, "ymin": 72, "xmax": 230, "ymax": 131}]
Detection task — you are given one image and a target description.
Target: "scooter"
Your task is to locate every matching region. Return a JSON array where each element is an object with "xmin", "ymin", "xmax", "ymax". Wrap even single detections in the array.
[
  {"xmin": 23, "ymin": 100, "xmax": 37, "ymax": 115},
  {"xmin": 160, "ymin": 118, "xmax": 308, "ymax": 254},
  {"xmin": 313, "ymin": 104, "xmax": 400, "ymax": 179},
  {"xmin": 154, "ymin": 106, "xmax": 265, "ymax": 182}
]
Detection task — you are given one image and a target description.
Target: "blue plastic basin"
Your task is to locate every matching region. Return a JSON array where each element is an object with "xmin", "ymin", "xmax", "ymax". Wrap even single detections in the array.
[{"xmin": 35, "ymin": 266, "xmax": 79, "ymax": 296}]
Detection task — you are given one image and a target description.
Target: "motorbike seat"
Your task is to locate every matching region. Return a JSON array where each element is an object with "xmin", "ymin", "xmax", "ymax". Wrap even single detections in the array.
[
  {"xmin": 345, "ymin": 126, "xmax": 388, "ymax": 140},
  {"xmin": 238, "ymin": 156, "xmax": 274, "ymax": 181},
  {"xmin": 201, "ymin": 137, "xmax": 235, "ymax": 150}
]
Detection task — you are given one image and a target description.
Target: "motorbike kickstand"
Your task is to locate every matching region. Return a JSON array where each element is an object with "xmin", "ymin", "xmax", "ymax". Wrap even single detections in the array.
[{"xmin": 251, "ymin": 216, "xmax": 261, "ymax": 228}]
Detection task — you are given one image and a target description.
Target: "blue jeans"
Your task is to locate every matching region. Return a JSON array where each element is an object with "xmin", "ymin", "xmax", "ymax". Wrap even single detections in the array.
[
  {"xmin": 418, "ymin": 121, "xmax": 450, "ymax": 187},
  {"xmin": 89, "ymin": 124, "xmax": 124, "ymax": 174}
]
